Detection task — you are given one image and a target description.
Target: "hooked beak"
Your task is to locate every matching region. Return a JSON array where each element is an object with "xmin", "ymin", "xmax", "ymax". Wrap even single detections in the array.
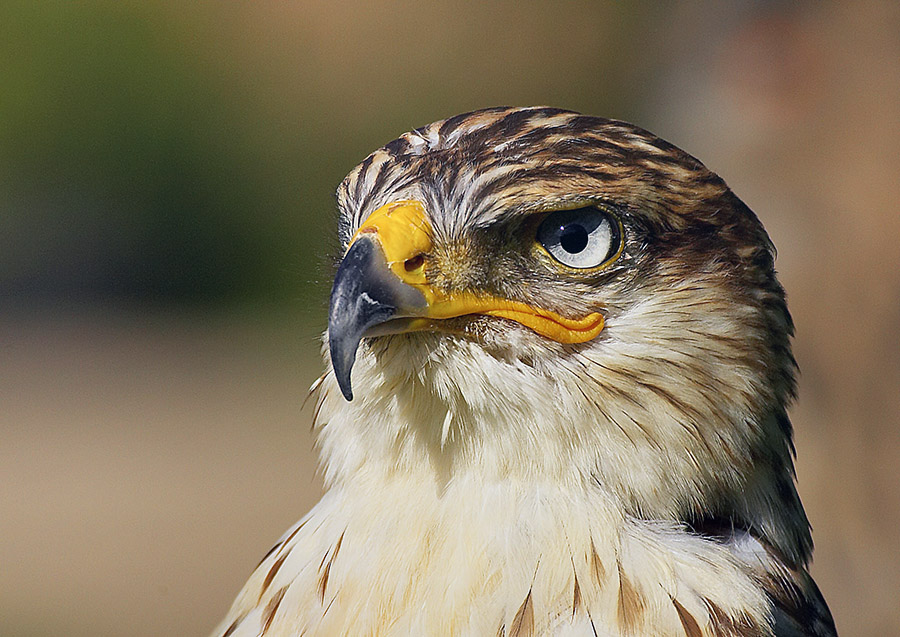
[
  {"xmin": 327, "ymin": 200, "xmax": 605, "ymax": 401},
  {"xmin": 327, "ymin": 230, "xmax": 426, "ymax": 400}
]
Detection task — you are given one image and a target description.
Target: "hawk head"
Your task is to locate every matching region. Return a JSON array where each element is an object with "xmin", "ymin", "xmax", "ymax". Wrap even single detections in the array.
[
  {"xmin": 322, "ymin": 106, "xmax": 810, "ymax": 566},
  {"xmin": 213, "ymin": 107, "xmax": 837, "ymax": 637}
]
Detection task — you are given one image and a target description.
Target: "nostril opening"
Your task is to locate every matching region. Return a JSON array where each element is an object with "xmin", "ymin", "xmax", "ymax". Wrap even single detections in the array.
[{"xmin": 404, "ymin": 254, "xmax": 425, "ymax": 272}]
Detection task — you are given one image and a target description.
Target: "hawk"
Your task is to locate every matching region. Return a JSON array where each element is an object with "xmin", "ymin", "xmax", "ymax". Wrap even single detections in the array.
[{"xmin": 213, "ymin": 107, "xmax": 836, "ymax": 636}]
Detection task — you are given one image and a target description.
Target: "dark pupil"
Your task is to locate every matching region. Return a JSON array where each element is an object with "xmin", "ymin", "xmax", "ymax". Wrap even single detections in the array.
[{"xmin": 559, "ymin": 224, "xmax": 589, "ymax": 253}]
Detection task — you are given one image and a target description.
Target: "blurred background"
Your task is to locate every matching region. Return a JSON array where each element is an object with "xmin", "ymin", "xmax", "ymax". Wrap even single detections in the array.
[{"xmin": 1, "ymin": 1, "xmax": 897, "ymax": 635}]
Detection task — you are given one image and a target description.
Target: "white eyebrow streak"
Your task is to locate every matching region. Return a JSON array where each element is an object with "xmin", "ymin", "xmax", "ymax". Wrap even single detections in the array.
[
  {"xmin": 427, "ymin": 163, "xmax": 521, "ymax": 237},
  {"xmin": 443, "ymin": 120, "xmax": 488, "ymax": 148}
]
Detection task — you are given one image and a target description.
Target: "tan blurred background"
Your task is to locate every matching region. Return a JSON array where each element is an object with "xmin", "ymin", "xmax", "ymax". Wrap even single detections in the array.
[{"xmin": 1, "ymin": 2, "xmax": 898, "ymax": 635}]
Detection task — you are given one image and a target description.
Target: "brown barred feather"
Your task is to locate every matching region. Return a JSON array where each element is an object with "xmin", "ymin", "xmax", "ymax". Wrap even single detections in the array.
[
  {"xmin": 316, "ymin": 530, "xmax": 345, "ymax": 603},
  {"xmin": 509, "ymin": 589, "xmax": 535, "ymax": 637},
  {"xmin": 673, "ymin": 597, "xmax": 703, "ymax": 637},
  {"xmin": 616, "ymin": 568, "xmax": 645, "ymax": 633},
  {"xmin": 261, "ymin": 585, "xmax": 287, "ymax": 634}
]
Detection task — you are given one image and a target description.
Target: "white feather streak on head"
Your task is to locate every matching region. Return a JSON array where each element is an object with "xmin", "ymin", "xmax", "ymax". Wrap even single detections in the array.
[
  {"xmin": 438, "ymin": 162, "xmax": 529, "ymax": 237},
  {"xmin": 439, "ymin": 408, "xmax": 454, "ymax": 449}
]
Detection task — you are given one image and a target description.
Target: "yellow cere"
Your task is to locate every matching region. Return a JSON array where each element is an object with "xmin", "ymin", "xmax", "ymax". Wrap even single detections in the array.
[
  {"xmin": 351, "ymin": 200, "xmax": 433, "ymax": 286},
  {"xmin": 351, "ymin": 200, "xmax": 605, "ymax": 344}
]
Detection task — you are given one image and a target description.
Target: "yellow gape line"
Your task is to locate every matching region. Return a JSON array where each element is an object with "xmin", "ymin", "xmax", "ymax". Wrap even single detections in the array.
[{"xmin": 351, "ymin": 200, "xmax": 605, "ymax": 344}]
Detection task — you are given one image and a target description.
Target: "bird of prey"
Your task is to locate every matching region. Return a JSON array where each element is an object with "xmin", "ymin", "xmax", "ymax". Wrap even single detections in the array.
[{"xmin": 213, "ymin": 107, "xmax": 836, "ymax": 636}]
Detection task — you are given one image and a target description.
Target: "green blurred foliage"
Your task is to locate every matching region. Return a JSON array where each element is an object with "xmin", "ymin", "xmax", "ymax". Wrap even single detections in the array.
[
  {"xmin": 0, "ymin": 2, "xmax": 656, "ymax": 307},
  {"xmin": 1, "ymin": 3, "xmax": 290, "ymax": 303}
]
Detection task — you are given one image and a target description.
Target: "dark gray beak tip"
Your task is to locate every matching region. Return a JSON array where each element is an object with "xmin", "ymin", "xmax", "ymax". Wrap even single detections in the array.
[{"xmin": 329, "ymin": 333, "xmax": 356, "ymax": 401}]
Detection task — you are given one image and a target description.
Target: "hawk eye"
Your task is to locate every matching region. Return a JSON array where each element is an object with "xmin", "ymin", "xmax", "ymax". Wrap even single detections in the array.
[{"xmin": 536, "ymin": 207, "xmax": 621, "ymax": 269}]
